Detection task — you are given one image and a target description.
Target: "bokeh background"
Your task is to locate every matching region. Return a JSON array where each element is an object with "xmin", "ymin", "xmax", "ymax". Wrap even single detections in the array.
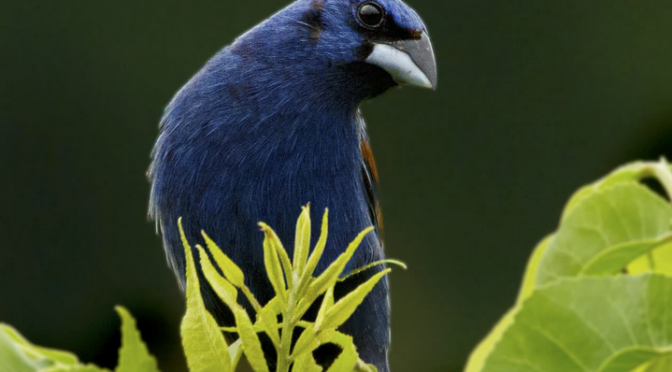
[{"xmin": 1, "ymin": 0, "xmax": 671, "ymax": 371}]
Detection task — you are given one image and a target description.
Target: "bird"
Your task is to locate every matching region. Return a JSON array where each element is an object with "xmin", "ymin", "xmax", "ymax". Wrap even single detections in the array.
[{"xmin": 148, "ymin": 0, "xmax": 436, "ymax": 370}]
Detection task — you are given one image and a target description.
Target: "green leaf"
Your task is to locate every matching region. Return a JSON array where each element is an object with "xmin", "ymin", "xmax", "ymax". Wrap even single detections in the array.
[
  {"xmin": 297, "ymin": 226, "xmax": 374, "ymax": 319},
  {"xmin": 45, "ymin": 365, "xmax": 110, "ymax": 372},
  {"xmin": 202, "ymin": 231, "xmax": 246, "ymax": 288},
  {"xmin": 315, "ymin": 286, "xmax": 334, "ymax": 330},
  {"xmin": 233, "ymin": 307, "xmax": 269, "ymax": 372},
  {"xmin": 259, "ymin": 223, "xmax": 288, "ymax": 305},
  {"xmin": 561, "ymin": 161, "xmax": 671, "ymax": 221},
  {"xmin": 292, "ymin": 327, "xmax": 320, "ymax": 360},
  {"xmin": 0, "ymin": 327, "xmax": 48, "ymax": 372},
  {"xmin": 536, "ymin": 184, "xmax": 672, "ymax": 287},
  {"xmin": 178, "ymin": 219, "xmax": 232, "ymax": 372},
  {"xmin": 480, "ymin": 274, "xmax": 672, "ymax": 372},
  {"xmin": 325, "ymin": 332, "xmax": 358, "ymax": 372},
  {"xmin": 257, "ymin": 305, "xmax": 280, "ymax": 348},
  {"xmin": 197, "ymin": 245, "xmax": 238, "ymax": 309},
  {"xmin": 582, "ymin": 234, "xmax": 672, "ymax": 276},
  {"xmin": 1, "ymin": 324, "xmax": 79, "ymax": 367},
  {"xmin": 228, "ymin": 339, "xmax": 243, "ymax": 370},
  {"xmin": 628, "ymin": 240, "xmax": 672, "ymax": 276},
  {"xmin": 321, "ymin": 269, "xmax": 390, "ymax": 330},
  {"xmin": 114, "ymin": 307, "xmax": 160, "ymax": 372},
  {"xmin": 297, "ymin": 209, "xmax": 329, "ymax": 297},
  {"xmin": 293, "ymin": 352, "xmax": 323, "ymax": 372},
  {"xmin": 294, "ymin": 205, "xmax": 312, "ymax": 276}
]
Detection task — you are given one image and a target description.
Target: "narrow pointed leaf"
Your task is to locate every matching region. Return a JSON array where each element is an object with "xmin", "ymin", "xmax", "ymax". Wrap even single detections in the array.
[
  {"xmin": 298, "ymin": 227, "xmax": 374, "ymax": 317},
  {"xmin": 202, "ymin": 231, "xmax": 246, "ymax": 288},
  {"xmin": 297, "ymin": 209, "xmax": 330, "ymax": 296},
  {"xmin": 326, "ymin": 332, "xmax": 359, "ymax": 372},
  {"xmin": 293, "ymin": 352, "xmax": 323, "ymax": 372},
  {"xmin": 115, "ymin": 306, "xmax": 160, "ymax": 372},
  {"xmin": 315, "ymin": 286, "xmax": 334, "ymax": 330},
  {"xmin": 321, "ymin": 269, "xmax": 390, "ymax": 330},
  {"xmin": 294, "ymin": 205, "xmax": 312, "ymax": 275},
  {"xmin": 292, "ymin": 327, "xmax": 321, "ymax": 360},
  {"xmin": 228, "ymin": 339, "xmax": 243, "ymax": 369},
  {"xmin": 257, "ymin": 306, "xmax": 280, "ymax": 347},
  {"xmin": 197, "ymin": 246, "xmax": 238, "ymax": 309},
  {"xmin": 178, "ymin": 219, "xmax": 232, "ymax": 372},
  {"xmin": 260, "ymin": 223, "xmax": 288, "ymax": 304},
  {"xmin": 234, "ymin": 307, "xmax": 269, "ymax": 372}
]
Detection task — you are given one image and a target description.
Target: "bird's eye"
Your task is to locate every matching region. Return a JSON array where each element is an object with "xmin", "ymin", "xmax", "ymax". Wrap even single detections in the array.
[{"xmin": 357, "ymin": 2, "xmax": 385, "ymax": 28}]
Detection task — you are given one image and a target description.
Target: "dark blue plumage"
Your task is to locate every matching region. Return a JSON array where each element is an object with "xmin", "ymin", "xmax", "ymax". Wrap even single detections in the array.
[{"xmin": 149, "ymin": 0, "xmax": 435, "ymax": 370}]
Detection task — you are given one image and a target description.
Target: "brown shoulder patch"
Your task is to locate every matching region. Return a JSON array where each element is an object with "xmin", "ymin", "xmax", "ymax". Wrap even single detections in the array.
[{"xmin": 361, "ymin": 139, "xmax": 380, "ymax": 183}]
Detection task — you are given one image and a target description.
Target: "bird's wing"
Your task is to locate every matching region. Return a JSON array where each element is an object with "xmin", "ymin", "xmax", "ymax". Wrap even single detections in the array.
[{"xmin": 360, "ymin": 135, "xmax": 384, "ymax": 241}]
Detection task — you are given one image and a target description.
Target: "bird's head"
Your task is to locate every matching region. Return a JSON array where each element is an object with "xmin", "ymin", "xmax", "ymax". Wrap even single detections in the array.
[
  {"xmin": 235, "ymin": 0, "xmax": 436, "ymax": 101},
  {"xmin": 306, "ymin": 0, "xmax": 436, "ymax": 91}
]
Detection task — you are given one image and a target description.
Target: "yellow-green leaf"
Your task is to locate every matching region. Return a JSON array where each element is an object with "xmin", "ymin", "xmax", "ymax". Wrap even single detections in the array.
[
  {"xmin": 197, "ymin": 245, "xmax": 238, "ymax": 309},
  {"xmin": 260, "ymin": 223, "xmax": 288, "ymax": 304},
  {"xmin": 294, "ymin": 205, "xmax": 312, "ymax": 275},
  {"xmin": 325, "ymin": 332, "xmax": 358, "ymax": 372},
  {"xmin": 298, "ymin": 227, "xmax": 374, "ymax": 318},
  {"xmin": 1, "ymin": 324, "xmax": 79, "ymax": 366},
  {"xmin": 202, "ymin": 231, "xmax": 246, "ymax": 288},
  {"xmin": 291, "ymin": 327, "xmax": 321, "ymax": 360},
  {"xmin": 321, "ymin": 269, "xmax": 390, "ymax": 330},
  {"xmin": 114, "ymin": 306, "xmax": 160, "ymax": 372},
  {"xmin": 297, "ymin": 209, "xmax": 329, "ymax": 297},
  {"xmin": 293, "ymin": 352, "xmax": 323, "ymax": 372},
  {"xmin": 179, "ymin": 219, "xmax": 232, "ymax": 372},
  {"xmin": 234, "ymin": 307, "xmax": 269, "ymax": 372},
  {"xmin": 257, "ymin": 306, "xmax": 280, "ymax": 348}
]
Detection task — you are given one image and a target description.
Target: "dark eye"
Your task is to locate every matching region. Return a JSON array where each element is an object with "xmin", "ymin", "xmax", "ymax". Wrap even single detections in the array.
[{"xmin": 357, "ymin": 2, "xmax": 385, "ymax": 28}]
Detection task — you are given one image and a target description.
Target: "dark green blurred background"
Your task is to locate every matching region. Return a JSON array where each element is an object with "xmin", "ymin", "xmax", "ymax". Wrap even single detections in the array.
[{"xmin": 1, "ymin": 1, "xmax": 671, "ymax": 371}]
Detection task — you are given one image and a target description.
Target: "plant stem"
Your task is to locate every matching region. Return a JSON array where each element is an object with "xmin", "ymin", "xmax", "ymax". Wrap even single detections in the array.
[{"xmin": 277, "ymin": 290, "xmax": 296, "ymax": 372}]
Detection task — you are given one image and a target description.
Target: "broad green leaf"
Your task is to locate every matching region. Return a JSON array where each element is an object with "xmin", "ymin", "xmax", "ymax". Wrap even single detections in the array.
[
  {"xmin": 260, "ymin": 223, "xmax": 288, "ymax": 304},
  {"xmin": 202, "ymin": 231, "xmax": 246, "ymax": 288},
  {"xmin": 325, "ymin": 332, "xmax": 358, "ymax": 372},
  {"xmin": 45, "ymin": 365, "xmax": 110, "ymax": 372},
  {"xmin": 465, "ymin": 235, "xmax": 554, "ymax": 372},
  {"xmin": 517, "ymin": 235, "xmax": 554, "ymax": 302},
  {"xmin": 178, "ymin": 219, "xmax": 232, "ymax": 372},
  {"xmin": 321, "ymin": 269, "xmax": 390, "ymax": 330},
  {"xmin": 561, "ymin": 161, "xmax": 672, "ymax": 221},
  {"xmin": 233, "ymin": 307, "xmax": 269, "ymax": 372},
  {"xmin": 1, "ymin": 324, "xmax": 79, "ymax": 366},
  {"xmin": 297, "ymin": 227, "xmax": 374, "ymax": 318},
  {"xmin": 197, "ymin": 246, "xmax": 238, "ymax": 308},
  {"xmin": 297, "ymin": 209, "xmax": 329, "ymax": 297},
  {"xmin": 596, "ymin": 347, "xmax": 672, "ymax": 372},
  {"xmin": 114, "ymin": 307, "xmax": 160, "ymax": 372},
  {"xmin": 0, "ymin": 328, "xmax": 48, "ymax": 372},
  {"xmin": 481, "ymin": 274, "xmax": 672, "ymax": 372},
  {"xmin": 294, "ymin": 205, "xmax": 312, "ymax": 275},
  {"xmin": 536, "ymin": 184, "xmax": 672, "ymax": 287},
  {"xmin": 628, "ymin": 240, "xmax": 672, "ymax": 276},
  {"xmin": 582, "ymin": 234, "xmax": 672, "ymax": 276}
]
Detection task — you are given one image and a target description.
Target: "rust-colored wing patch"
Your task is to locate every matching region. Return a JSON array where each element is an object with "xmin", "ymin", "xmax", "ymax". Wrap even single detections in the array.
[{"xmin": 361, "ymin": 139, "xmax": 384, "ymax": 239}]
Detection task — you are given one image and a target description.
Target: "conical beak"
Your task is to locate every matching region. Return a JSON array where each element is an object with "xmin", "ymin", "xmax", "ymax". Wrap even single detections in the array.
[{"xmin": 365, "ymin": 31, "xmax": 437, "ymax": 89}]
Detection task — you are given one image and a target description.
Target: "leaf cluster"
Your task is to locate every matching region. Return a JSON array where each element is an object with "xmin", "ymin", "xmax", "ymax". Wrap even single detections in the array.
[
  {"xmin": 465, "ymin": 160, "xmax": 672, "ymax": 372},
  {"xmin": 179, "ymin": 205, "xmax": 401, "ymax": 372}
]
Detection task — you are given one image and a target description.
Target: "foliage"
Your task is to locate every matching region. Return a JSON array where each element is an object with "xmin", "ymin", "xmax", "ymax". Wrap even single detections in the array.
[
  {"xmin": 178, "ymin": 205, "xmax": 397, "ymax": 372},
  {"xmin": 0, "ymin": 205, "xmax": 398, "ymax": 372},
  {"xmin": 0, "ymin": 306, "xmax": 158, "ymax": 372},
  {"xmin": 465, "ymin": 160, "xmax": 672, "ymax": 372}
]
